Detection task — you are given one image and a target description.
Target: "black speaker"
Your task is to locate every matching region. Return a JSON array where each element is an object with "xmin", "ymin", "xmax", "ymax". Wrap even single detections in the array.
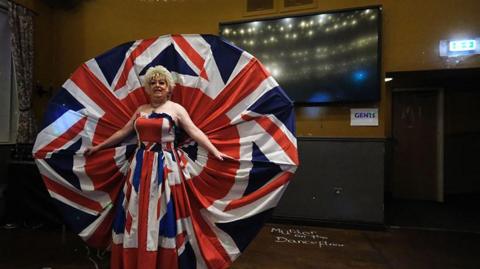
[{"xmin": 5, "ymin": 159, "xmax": 62, "ymax": 228}]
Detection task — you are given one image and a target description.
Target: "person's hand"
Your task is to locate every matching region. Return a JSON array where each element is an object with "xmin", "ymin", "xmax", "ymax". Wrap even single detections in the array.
[
  {"xmin": 84, "ymin": 146, "xmax": 100, "ymax": 156},
  {"xmin": 213, "ymin": 150, "xmax": 230, "ymax": 161}
]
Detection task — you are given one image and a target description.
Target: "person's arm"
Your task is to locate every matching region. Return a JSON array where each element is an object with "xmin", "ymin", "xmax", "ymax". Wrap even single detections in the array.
[
  {"xmin": 84, "ymin": 107, "xmax": 142, "ymax": 156},
  {"xmin": 176, "ymin": 104, "xmax": 228, "ymax": 161}
]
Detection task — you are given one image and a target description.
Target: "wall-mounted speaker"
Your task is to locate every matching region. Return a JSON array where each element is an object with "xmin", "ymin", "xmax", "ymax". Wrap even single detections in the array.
[{"xmin": 246, "ymin": 0, "xmax": 274, "ymax": 12}]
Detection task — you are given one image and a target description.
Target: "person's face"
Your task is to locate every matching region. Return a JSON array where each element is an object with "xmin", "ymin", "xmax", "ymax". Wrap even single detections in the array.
[{"xmin": 147, "ymin": 75, "xmax": 170, "ymax": 99}]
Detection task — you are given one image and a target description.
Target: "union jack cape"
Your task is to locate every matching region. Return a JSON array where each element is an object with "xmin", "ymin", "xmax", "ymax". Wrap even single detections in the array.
[{"xmin": 33, "ymin": 34, "xmax": 298, "ymax": 268}]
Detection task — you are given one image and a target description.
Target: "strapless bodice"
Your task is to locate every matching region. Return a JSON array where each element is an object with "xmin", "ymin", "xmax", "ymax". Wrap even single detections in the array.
[{"xmin": 134, "ymin": 112, "xmax": 176, "ymax": 150}]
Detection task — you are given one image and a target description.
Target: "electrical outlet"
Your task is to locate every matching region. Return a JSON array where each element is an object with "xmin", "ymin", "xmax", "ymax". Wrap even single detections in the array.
[{"xmin": 334, "ymin": 187, "xmax": 343, "ymax": 195}]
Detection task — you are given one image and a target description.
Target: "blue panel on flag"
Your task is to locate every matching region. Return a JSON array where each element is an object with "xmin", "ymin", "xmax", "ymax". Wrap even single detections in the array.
[
  {"xmin": 178, "ymin": 242, "xmax": 196, "ymax": 269},
  {"xmin": 181, "ymin": 143, "xmax": 198, "ymax": 162},
  {"xmin": 159, "ymin": 199, "xmax": 176, "ymax": 237},
  {"xmin": 45, "ymin": 139, "xmax": 83, "ymax": 190},
  {"xmin": 139, "ymin": 44, "xmax": 197, "ymax": 77},
  {"xmin": 243, "ymin": 142, "xmax": 282, "ymax": 196},
  {"xmin": 132, "ymin": 149, "xmax": 144, "ymax": 192},
  {"xmin": 157, "ymin": 153, "xmax": 164, "ymax": 184},
  {"xmin": 202, "ymin": 34, "xmax": 243, "ymax": 84},
  {"xmin": 125, "ymin": 143, "xmax": 137, "ymax": 160},
  {"xmin": 95, "ymin": 41, "xmax": 135, "ymax": 85},
  {"xmin": 217, "ymin": 208, "xmax": 273, "ymax": 252},
  {"xmin": 112, "ymin": 191, "xmax": 126, "ymax": 234},
  {"xmin": 52, "ymin": 198, "xmax": 98, "ymax": 233},
  {"xmin": 248, "ymin": 87, "xmax": 295, "ymax": 133},
  {"xmin": 42, "ymin": 88, "xmax": 85, "ymax": 128}
]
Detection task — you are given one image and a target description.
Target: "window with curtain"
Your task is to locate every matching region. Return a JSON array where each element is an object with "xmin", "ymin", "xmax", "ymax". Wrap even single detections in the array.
[{"xmin": 0, "ymin": 0, "xmax": 18, "ymax": 143}]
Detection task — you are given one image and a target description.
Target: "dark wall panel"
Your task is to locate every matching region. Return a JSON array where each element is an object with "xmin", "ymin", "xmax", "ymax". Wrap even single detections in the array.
[{"xmin": 274, "ymin": 138, "xmax": 385, "ymax": 224}]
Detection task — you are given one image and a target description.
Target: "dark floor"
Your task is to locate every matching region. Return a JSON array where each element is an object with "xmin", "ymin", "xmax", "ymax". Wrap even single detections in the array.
[
  {"xmin": 386, "ymin": 194, "xmax": 480, "ymax": 233},
  {"xmin": 1, "ymin": 223, "xmax": 479, "ymax": 269}
]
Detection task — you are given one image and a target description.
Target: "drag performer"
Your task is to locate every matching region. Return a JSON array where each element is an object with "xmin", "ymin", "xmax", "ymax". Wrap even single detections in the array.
[
  {"xmin": 85, "ymin": 65, "xmax": 228, "ymax": 268},
  {"xmin": 33, "ymin": 34, "xmax": 298, "ymax": 269}
]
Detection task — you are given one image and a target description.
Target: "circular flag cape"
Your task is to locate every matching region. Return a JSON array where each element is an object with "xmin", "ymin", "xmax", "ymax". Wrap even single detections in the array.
[{"xmin": 33, "ymin": 34, "xmax": 298, "ymax": 266}]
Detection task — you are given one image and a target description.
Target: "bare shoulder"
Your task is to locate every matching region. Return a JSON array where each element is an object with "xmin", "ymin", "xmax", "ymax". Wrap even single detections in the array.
[
  {"xmin": 136, "ymin": 104, "xmax": 151, "ymax": 114},
  {"xmin": 169, "ymin": 101, "xmax": 187, "ymax": 114},
  {"xmin": 168, "ymin": 102, "xmax": 191, "ymax": 126}
]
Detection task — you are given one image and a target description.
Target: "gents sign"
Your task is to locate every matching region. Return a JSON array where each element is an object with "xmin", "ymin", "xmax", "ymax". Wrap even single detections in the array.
[{"xmin": 350, "ymin": 108, "xmax": 379, "ymax": 126}]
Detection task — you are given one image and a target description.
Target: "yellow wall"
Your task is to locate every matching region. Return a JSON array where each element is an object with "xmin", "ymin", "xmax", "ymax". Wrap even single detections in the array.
[{"xmin": 23, "ymin": 0, "xmax": 480, "ymax": 137}]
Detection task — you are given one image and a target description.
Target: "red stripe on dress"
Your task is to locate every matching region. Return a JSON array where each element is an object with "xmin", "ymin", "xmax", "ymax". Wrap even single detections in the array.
[
  {"xmin": 197, "ymin": 59, "xmax": 268, "ymax": 132},
  {"xmin": 225, "ymin": 171, "xmax": 293, "ymax": 211},
  {"xmin": 42, "ymin": 175, "xmax": 103, "ymax": 212},
  {"xmin": 243, "ymin": 114, "xmax": 299, "ymax": 165},
  {"xmin": 176, "ymin": 231, "xmax": 186, "ymax": 249},
  {"xmin": 189, "ymin": 198, "xmax": 232, "ymax": 269},
  {"xmin": 172, "ymin": 87, "xmax": 241, "ymax": 207},
  {"xmin": 124, "ymin": 168, "xmax": 133, "ymax": 202},
  {"xmin": 171, "ymin": 183, "xmax": 191, "ymax": 220},
  {"xmin": 85, "ymin": 207, "xmax": 116, "ymax": 248},
  {"xmin": 110, "ymin": 243, "xmax": 127, "ymax": 269},
  {"xmin": 187, "ymin": 166, "xmax": 236, "ymax": 209},
  {"xmin": 157, "ymin": 167, "xmax": 165, "ymax": 220},
  {"xmin": 170, "ymin": 149, "xmax": 198, "ymax": 219},
  {"xmin": 157, "ymin": 248, "xmax": 179, "ymax": 268},
  {"xmin": 71, "ymin": 65, "xmax": 131, "ymax": 130},
  {"xmin": 71, "ymin": 65, "xmax": 147, "ymax": 192},
  {"xmin": 125, "ymin": 212, "xmax": 133, "ymax": 234},
  {"xmin": 70, "ymin": 64, "xmax": 148, "ymax": 145},
  {"xmin": 170, "ymin": 148, "xmax": 193, "ymax": 220},
  {"xmin": 172, "ymin": 34, "xmax": 208, "ymax": 80},
  {"xmin": 85, "ymin": 172, "xmax": 124, "ymax": 248},
  {"xmin": 156, "ymin": 190, "xmax": 162, "ymax": 220},
  {"xmin": 114, "ymin": 38, "xmax": 157, "ymax": 91},
  {"xmin": 83, "ymin": 148, "xmax": 126, "ymax": 194},
  {"xmin": 137, "ymin": 151, "xmax": 156, "ymax": 263},
  {"xmin": 34, "ymin": 116, "xmax": 87, "ymax": 159},
  {"xmin": 111, "ymin": 246, "xmax": 158, "ymax": 269}
]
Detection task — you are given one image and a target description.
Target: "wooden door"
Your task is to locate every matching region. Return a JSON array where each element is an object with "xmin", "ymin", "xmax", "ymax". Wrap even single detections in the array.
[{"xmin": 392, "ymin": 89, "xmax": 443, "ymax": 201}]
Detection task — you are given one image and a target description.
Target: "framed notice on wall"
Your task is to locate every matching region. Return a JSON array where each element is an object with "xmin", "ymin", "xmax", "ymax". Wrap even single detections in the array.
[
  {"xmin": 350, "ymin": 108, "xmax": 379, "ymax": 126},
  {"xmin": 244, "ymin": 0, "xmax": 277, "ymax": 16}
]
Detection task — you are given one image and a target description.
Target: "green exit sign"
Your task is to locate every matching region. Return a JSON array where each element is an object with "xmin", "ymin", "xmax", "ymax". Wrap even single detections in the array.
[
  {"xmin": 449, "ymin": 39, "xmax": 476, "ymax": 52},
  {"xmin": 439, "ymin": 38, "xmax": 480, "ymax": 57}
]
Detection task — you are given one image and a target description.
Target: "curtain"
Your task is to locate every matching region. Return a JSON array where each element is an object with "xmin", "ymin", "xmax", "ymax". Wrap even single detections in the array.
[{"xmin": 8, "ymin": 1, "xmax": 36, "ymax": 143}]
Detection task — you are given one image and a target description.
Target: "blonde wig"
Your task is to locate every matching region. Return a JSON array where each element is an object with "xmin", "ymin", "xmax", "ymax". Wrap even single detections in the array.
[{"xmin": 143, "ymin": 65, "xmax": 175, "ymax": 91}]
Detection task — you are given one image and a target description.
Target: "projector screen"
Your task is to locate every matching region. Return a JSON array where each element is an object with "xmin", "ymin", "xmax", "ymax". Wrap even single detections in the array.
[{"xmin": 220, "ymin": 6, "xmax": 382, "ymax": 104}]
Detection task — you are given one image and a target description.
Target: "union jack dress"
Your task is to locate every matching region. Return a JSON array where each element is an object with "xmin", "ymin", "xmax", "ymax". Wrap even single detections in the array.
[{"xmin": 33, "ymin": 34, "xmax": 299, "ymax": 269}]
